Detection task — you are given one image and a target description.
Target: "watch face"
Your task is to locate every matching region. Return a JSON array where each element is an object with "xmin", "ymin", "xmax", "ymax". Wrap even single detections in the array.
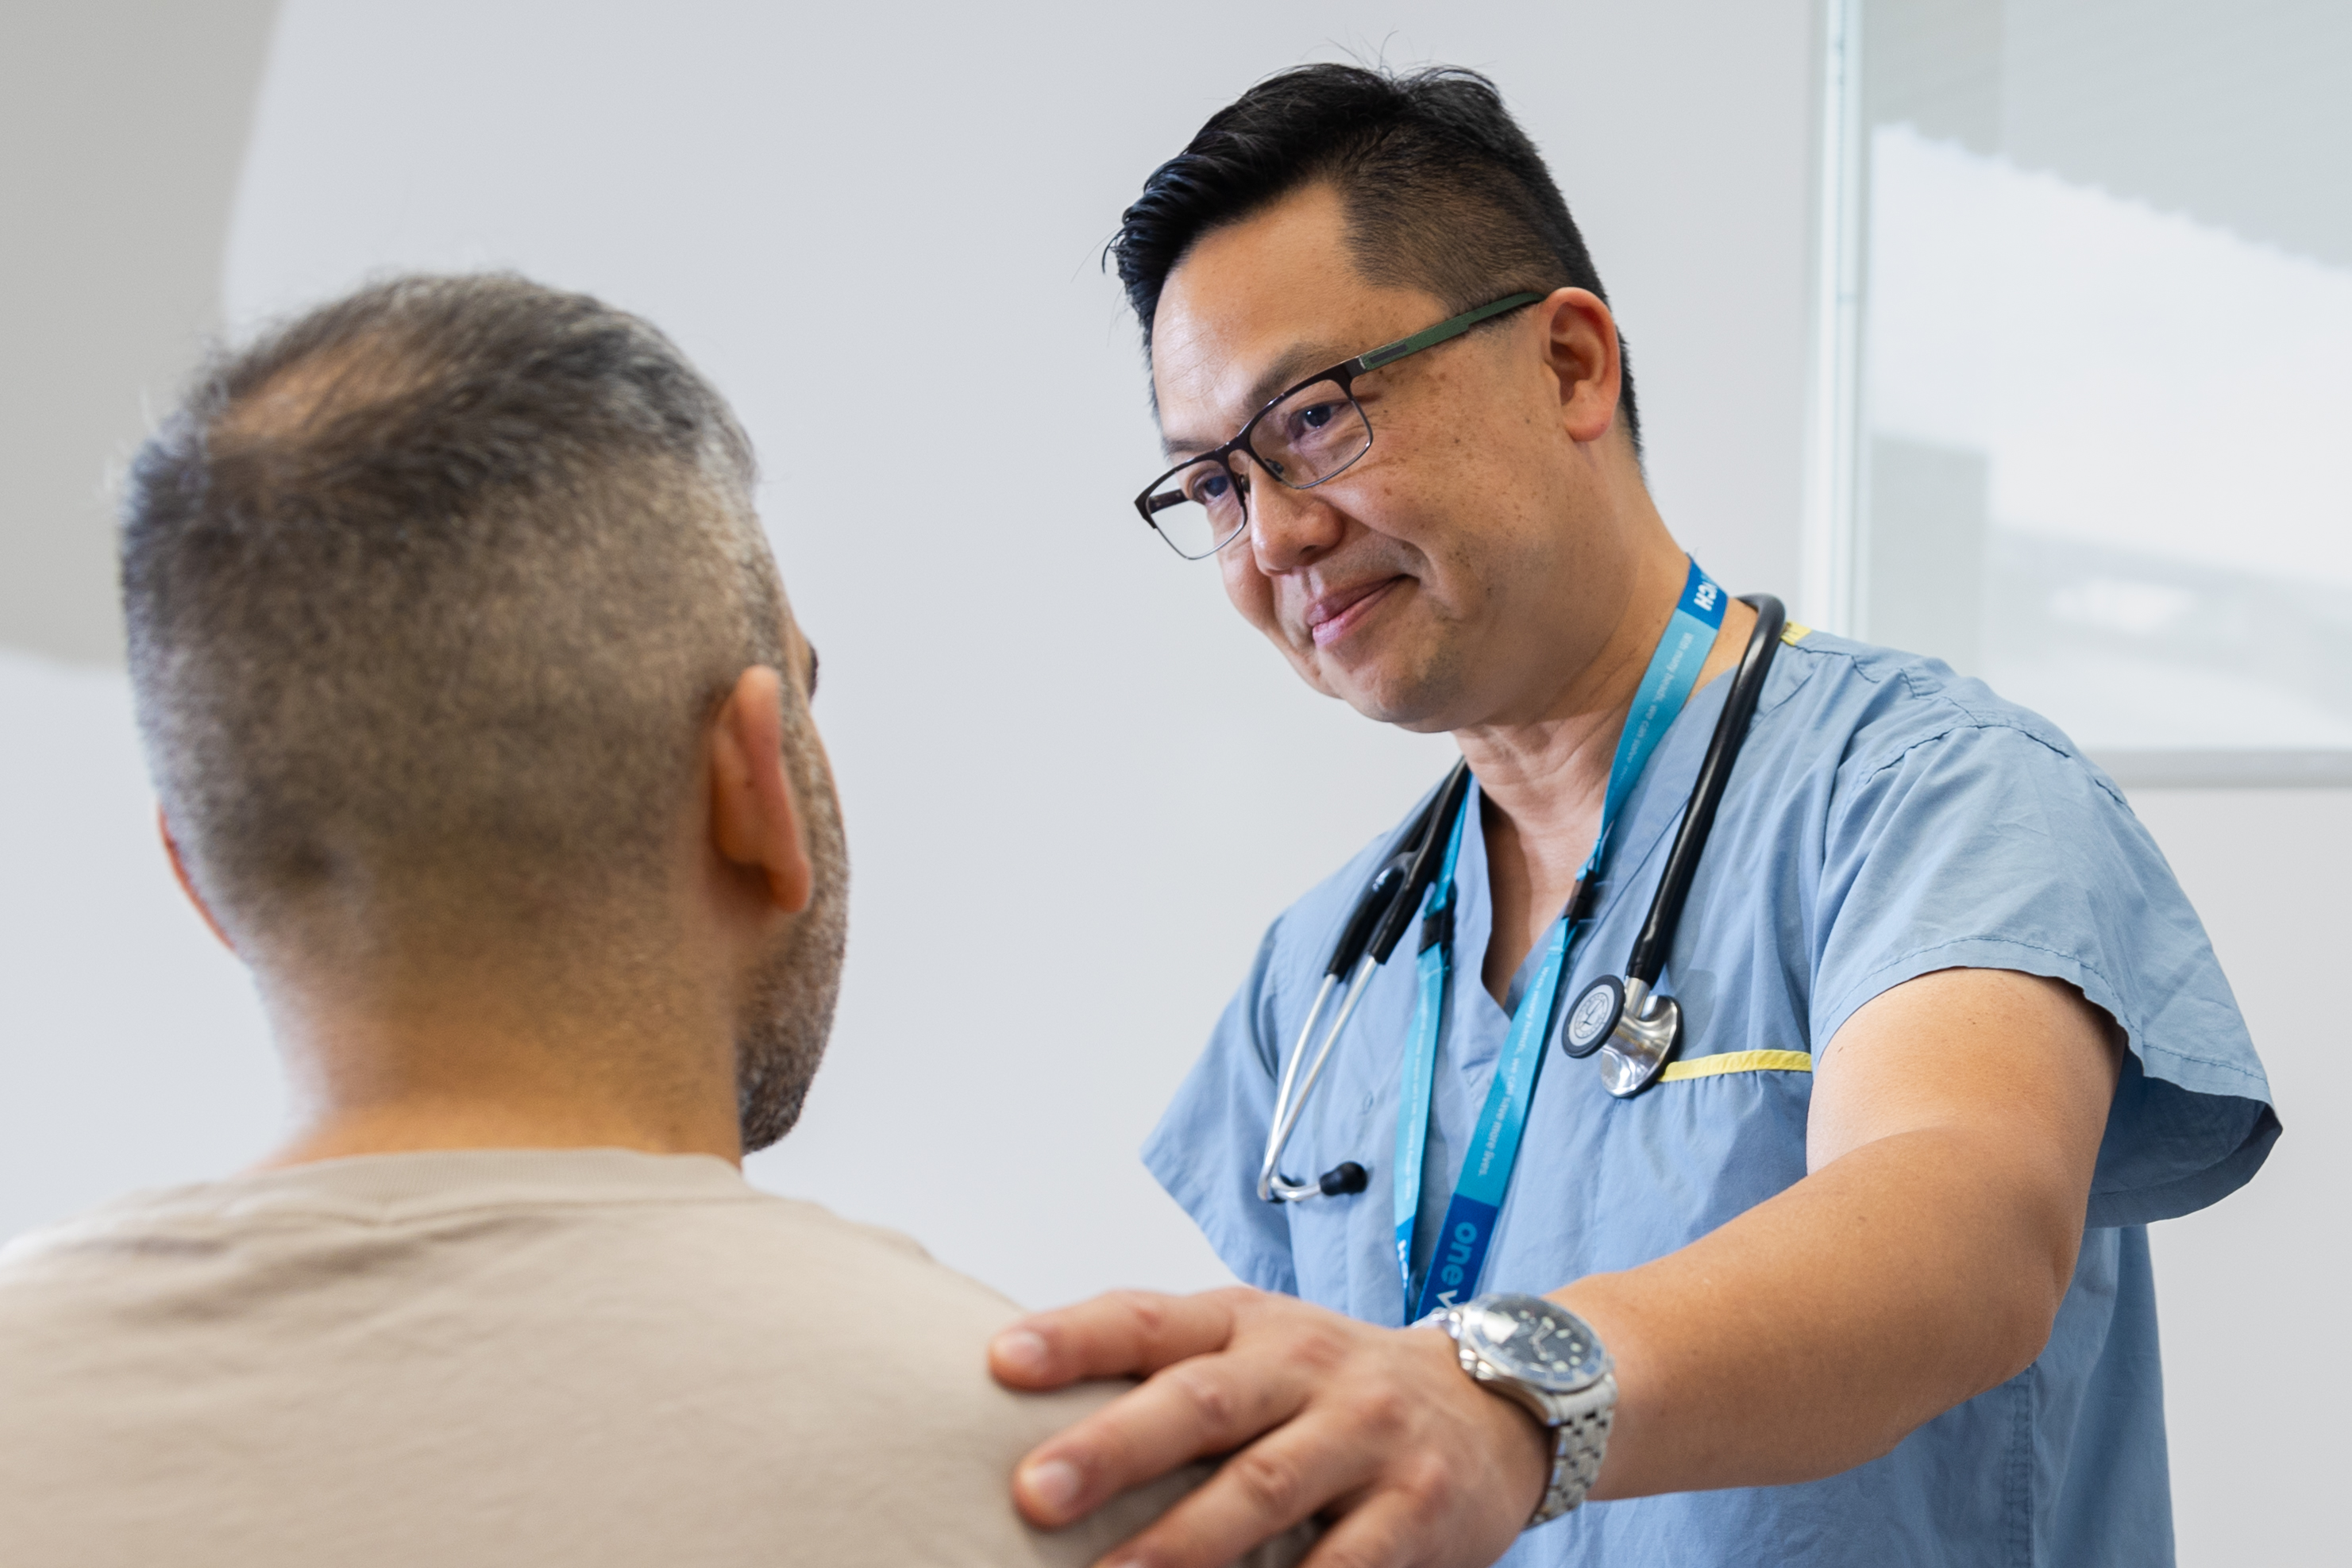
[{"xmin": 1461, "ymin": 1294, "xmax": 1609, "ymax": 1392}]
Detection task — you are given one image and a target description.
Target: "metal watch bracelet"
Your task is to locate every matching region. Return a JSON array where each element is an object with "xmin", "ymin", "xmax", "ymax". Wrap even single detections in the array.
[
  {"xmin": 1436, "ymin": 1300, "xmax": 1617, "ymax": 1528},
  {"xmin": 1528, "ymin": 1389, "xmax": 1614, "ymax": 1525}
]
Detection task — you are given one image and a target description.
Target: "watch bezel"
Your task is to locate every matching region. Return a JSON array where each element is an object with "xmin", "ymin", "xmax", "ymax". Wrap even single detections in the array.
[{"xmin": 1456, "ymin": 1293, "xmax": 1611, "ymax": 1396}]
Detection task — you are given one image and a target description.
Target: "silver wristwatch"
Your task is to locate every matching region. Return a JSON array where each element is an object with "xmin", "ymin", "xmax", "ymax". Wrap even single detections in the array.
[{"xmin": 1438, "ymin": 1293, "xmax": 1616, "ymax": 1528}]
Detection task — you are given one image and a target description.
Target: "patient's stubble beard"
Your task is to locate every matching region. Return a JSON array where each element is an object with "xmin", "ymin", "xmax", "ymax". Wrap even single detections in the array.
[{"xmin": 733, "ymin": 728, "xmax": 849, "ymax": 1154}]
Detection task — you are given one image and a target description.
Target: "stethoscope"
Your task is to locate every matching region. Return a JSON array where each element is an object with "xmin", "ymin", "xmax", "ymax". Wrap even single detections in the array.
[{"xmin": 1258, "ymin": 594, "xmax": 1787, "ymax": 1204}]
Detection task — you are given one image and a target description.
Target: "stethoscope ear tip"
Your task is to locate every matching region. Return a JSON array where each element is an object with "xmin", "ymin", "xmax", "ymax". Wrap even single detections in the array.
[
  {"xmin": 1262, "ymin": 1160, "xmax": 1371, "ymax": 1204},
  {"xmin": 1317, "ymin": 1162, "xmax": 1369, "ymax": 1196}
]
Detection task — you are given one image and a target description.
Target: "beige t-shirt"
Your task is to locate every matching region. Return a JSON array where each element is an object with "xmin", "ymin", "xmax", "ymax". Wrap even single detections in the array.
[{"xmin": 0, "ymin": 1149, "xmax": 1299, "ymax": 1567}]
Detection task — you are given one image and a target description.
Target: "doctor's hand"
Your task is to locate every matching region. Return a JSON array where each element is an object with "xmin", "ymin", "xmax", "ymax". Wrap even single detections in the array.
[{"xmin": 991, "ymin": 1286, "xmax": 1548, "ymax": 1568}]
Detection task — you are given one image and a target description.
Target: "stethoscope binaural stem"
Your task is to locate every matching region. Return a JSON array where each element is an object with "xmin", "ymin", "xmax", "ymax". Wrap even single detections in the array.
[
  {"xmin": 1259, "ymin": 761, "xmax": 1473, "ymax": 1204},
  {"xmin": 1259, "ymin": 855, "xmax": 1405, "ymax": 1200},
  {"xmin": 1261, "ymin": 954, "xmax": 1382, "ymax": 1201},
  {"xmin": 1261, "ymin": 971, "xmax": 1340, "ymax": 1199}
]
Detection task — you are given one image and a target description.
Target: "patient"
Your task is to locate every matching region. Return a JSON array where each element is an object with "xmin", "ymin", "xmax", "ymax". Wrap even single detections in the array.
[{"xmin": 0, "ymin": 275, "xmax": 1294, "ymax": 1566}]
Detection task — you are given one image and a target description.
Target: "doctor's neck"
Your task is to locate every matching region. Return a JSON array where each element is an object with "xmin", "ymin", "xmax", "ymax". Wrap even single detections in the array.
[{"xmin": 1452, "ymin": 513, "xmax": 1755, "ymax": 880}]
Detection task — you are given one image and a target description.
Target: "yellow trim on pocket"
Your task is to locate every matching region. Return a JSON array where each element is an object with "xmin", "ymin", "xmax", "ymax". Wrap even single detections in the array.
[
  {"xmin": 1659, "ymin": 1050, "xmax": 1813, "ymax": 1081},
  {"xmin": 1779, "ymin": 622, "xmax": 1813, "ymax": 645}
]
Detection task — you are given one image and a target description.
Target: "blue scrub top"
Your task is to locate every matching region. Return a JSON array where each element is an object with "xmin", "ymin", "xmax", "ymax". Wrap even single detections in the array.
[{"xmin": 1144, "ymin": 629, "xmax": 2277, "ymax": 1568}]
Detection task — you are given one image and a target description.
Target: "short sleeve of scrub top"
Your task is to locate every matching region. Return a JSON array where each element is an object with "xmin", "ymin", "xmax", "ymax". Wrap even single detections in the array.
[
  {"xmin": 1142, "ymin": 630, "xmax": 2276, "ymax": 1568},
  {"xmin": 1803, "ymin": 689, "xmax": 2276, "ymax": 1226}
]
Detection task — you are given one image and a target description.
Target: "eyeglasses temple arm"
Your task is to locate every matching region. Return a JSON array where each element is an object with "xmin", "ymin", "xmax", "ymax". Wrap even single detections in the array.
[{"xmin": 1351, "ymin": 291, "xmax": 1548, "ymax": 372}]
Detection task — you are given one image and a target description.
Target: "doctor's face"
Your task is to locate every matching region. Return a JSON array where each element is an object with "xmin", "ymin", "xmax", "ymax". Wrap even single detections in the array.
[{"xmin": 1150, "ymin": 183, "xmax": 1630, "ymax": 732}]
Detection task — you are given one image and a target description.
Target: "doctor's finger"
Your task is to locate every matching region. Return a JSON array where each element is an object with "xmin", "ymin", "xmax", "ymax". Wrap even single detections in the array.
[
  {"xmin": 1291, "ymin": 1485, "xmax": 1498, "ymax": 1568},
  {"xmin": 1085, "ymin": 1409, "xmax": 1383, "ymax": 1568},
  {"xmin": 991, "ymin": 1286, "xmax": 1253, "ymax": 1390},
  {"xmin": 1012, "ymin": 1346, "xmax": 1322, "ymax": 1530}
]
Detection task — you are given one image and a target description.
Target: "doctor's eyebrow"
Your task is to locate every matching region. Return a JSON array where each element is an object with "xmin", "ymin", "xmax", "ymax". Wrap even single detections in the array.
[
  {"xmin": 804, "ymin": 644, "xmax": 819, "ymax": 702},
  {"xmin": 1161, "ymin": 341, "xmax": 1351, "ymax": 459}
]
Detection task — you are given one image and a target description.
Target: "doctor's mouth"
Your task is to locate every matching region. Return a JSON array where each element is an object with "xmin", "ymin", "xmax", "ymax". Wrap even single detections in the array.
[{"xmin": 1305, "ymin": 575, "xmax": 1409, "ymax": 647}]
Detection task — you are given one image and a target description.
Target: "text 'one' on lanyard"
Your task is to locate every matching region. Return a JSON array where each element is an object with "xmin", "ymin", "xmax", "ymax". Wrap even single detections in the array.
[{"xmin": 1394, "ymin": 560, "xmax": 1726, "ymax": 1323}]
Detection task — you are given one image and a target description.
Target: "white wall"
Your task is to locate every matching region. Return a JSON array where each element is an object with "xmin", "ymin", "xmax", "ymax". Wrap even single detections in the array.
[
  {"xmin": 0, "ymin": 3, "xmax": 2335, "ymax": 1562},
  {"xmin": 0, "ymin": 653, "xmax": 285, "ymax": 1223},
  {"xmin": 0, "ymin": 0, "xmax": 279, "ymax": 665},
  {"xmin": 2130, "ymin": 787, "xmax": 2344, "ymax": 1566}
]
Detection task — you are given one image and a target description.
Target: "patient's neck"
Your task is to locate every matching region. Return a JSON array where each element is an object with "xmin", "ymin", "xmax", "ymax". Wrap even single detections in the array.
[{"xmin": 251, "ymin": 936, "xmax": 746, "ymax": 1171}]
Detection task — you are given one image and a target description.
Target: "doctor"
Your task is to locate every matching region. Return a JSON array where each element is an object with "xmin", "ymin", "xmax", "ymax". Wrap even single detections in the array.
[{"xmin": 991, "ymin": 64, "xmax": 2277, "ymax": 1568}]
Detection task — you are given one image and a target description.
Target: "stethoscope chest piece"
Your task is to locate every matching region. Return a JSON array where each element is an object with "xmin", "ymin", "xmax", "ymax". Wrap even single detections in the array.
[
  {"xmin": 1560, "ymin": 976, "xmax": 1624, "ymax": 1058},
  {"xmin": 1563, "ymin": 974, "xmax": 1683, "ymax": 1097}
]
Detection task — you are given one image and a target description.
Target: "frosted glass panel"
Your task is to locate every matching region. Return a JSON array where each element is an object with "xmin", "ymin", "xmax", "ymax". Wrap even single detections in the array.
[{"xmin": 1854, "ymin": 0, "xmax": 2352, "ymax": 759}]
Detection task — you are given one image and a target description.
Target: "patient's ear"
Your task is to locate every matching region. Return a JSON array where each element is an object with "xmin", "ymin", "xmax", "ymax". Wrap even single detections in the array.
[
  {"xmin": 708, "ymin": 665, "xmax": 814, "ymax": 915},
  {"xmin": 157, "ymin": 807, "xmax": 236, "ymax": 954}
]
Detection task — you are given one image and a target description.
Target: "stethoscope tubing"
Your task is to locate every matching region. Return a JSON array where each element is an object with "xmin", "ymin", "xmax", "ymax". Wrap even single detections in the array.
[{"xmin": 1624, "ymin": 594, "xmax": 1787, "ymax": 987}]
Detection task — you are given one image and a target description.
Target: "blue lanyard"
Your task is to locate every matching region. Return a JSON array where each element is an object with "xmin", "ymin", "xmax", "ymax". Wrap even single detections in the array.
[{"xmin": 1393, "ymin": 559, "xmax": 1728, "ymax": 1322}]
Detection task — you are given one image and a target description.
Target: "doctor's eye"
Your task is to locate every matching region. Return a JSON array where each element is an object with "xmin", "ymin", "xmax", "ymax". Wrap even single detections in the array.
[
  {"xmin": 1277, "ymin": 395, "xmax": 1347, "ymax": 441},
  {"xmin": 1184, "ymin": 467, "xmax": 1234, "ymax": 504},
  {"xmin": 1259, "ymin": 380, "xmax": 1371, "ymax": 482},
  {"xmin": 1178, "ymin": 463, "xmax": 1248, "ymax": 519}
]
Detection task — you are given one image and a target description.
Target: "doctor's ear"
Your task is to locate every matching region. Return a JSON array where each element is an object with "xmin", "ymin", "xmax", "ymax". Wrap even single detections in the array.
[
  {"xmin": 707, "ymin": 665, "xmax": 815, "ymax": 915},
  {"xmin": 157, "ymin": 807, "xmax": 236, "ymax": 955},
  {"xmin": 1537, "ymin": 287, "xmax": 1625, "ymax": 448}
]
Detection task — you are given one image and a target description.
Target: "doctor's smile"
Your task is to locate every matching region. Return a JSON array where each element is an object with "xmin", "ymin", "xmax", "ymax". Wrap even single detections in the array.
[{"xmin": 1302, "ymin": 576, "xmax": 1405, "ymax": 648}]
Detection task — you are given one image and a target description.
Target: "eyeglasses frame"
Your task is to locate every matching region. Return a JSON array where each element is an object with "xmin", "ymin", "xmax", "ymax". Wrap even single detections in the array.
[{"xmin": 1132, "ymin": 291, "xmax": 1549, "ymax": 560}]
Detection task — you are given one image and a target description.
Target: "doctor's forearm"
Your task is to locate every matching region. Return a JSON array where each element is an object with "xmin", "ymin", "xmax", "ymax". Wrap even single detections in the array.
[{"xmin": 1555, "ymin": 1123, "xmax": 2087, "ymax": 1499}]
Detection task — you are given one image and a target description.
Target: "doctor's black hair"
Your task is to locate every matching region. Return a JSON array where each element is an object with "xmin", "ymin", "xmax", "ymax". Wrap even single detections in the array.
[{"xmin": 1110, "ymin": 62, "xmax": 1640, "ymax": 457}]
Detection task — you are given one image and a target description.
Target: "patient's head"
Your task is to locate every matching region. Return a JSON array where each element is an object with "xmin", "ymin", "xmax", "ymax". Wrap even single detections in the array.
[{"xmin": 121, "ymin": 274, "xmax": 845, "ymax": 1151}]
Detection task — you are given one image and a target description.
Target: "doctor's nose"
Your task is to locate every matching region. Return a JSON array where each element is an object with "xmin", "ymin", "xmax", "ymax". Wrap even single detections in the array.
[{"xmin": 1244, "ymin": 463, "xmax": 1348, "ymax": 572}]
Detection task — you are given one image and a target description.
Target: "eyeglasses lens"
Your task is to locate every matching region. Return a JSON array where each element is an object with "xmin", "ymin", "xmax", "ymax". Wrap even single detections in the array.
[
  {"xmin": 1138, "ymin": 382, "xmax": 1371, "ymax": 561},
  {"xmin": 1143, "ymin": 458, "xmax": 1250, "ymax": 560},
  {"xmin": 1249, "ymin": 379, "xmax": 1370, "ymax": 490}
]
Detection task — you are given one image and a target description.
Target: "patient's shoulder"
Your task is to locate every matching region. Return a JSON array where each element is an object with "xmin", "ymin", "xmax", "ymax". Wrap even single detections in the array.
[
  {"xmin": 637, "ymin": 1178, "xmax": 1312, "ymax": 1565},
  {"xmin": 654, "ymin": 1179, "xmax": 1313, "ymax": 1566},
  {"xmin": 0, "ymin": 1150, "xmax": 1306, "ymax": 1567}
]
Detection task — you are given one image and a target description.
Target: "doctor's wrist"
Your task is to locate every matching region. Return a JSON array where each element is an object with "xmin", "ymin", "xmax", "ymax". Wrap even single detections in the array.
[{"xmin": 1407, "ymin": 1322, "xmax": 1555, "ymax": 1535}]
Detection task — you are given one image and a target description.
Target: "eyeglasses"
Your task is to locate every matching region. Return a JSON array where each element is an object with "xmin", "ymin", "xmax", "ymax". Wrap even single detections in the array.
[{"xmin": 1132, "ymin": 292, "xmax": 1546, "ymax": 561}]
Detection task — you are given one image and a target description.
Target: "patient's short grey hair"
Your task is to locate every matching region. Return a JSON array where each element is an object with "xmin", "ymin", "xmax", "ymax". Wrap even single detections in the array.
[{"xmin": 121, "ymin": 273, "xmax": 792, "ymax": 964}]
